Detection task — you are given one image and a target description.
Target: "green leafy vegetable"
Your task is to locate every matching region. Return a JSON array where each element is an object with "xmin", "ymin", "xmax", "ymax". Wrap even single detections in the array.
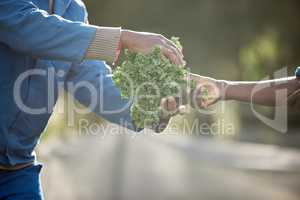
[{"xmin": 113, "ymin": 37, "xmax": 191, "ymax": 129}]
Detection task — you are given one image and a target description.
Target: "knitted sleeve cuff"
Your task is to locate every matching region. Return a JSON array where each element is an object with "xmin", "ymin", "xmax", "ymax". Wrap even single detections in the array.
[{"xmin": 85, "ymin": 26, "xmax": 121, "ymax": 63}]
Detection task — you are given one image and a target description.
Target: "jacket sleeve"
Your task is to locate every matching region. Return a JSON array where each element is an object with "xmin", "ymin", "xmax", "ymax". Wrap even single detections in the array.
[
  {"xmin": 64, "ymin": 60, "xmax": 138, "ymax": 131},
  {"xmin": 0, "ymin": 0, "xmax": 96, "ymax": 63}
]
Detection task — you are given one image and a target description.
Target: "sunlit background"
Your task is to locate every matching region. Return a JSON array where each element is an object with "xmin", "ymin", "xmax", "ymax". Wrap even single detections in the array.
[{"xmin": 39, "ymin": 1, "xmax": 300, "ymax": 199}]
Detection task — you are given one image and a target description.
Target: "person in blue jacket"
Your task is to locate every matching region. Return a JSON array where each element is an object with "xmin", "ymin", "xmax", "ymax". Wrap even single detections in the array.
[{"xmin": 0, "ymin": 0, "xmax": 184, "ymax": 199}]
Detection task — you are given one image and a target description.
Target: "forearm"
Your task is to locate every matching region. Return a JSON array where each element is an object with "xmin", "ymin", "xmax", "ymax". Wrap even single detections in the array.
[
  {"xmin": 225, "ymin": 77, "xmax": 300, "ymax": 106},
  {"xmin": 64, "ymin": 60, "xmax": 138, "ymax": 131},
  {"xmin": 190, "ymin": 73, "xmax": 300, "ymax": 107}
]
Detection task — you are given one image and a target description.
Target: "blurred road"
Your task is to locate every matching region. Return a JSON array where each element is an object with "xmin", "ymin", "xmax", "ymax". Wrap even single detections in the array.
[{"xmin": 39, "ymin": 129, "xmax": 300, "ymax": 200}]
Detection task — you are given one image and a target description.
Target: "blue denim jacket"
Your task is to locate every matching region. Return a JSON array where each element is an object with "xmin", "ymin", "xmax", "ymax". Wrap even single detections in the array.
[{"xmin": 0, "ymin": 0, "xmax": 134, "ymax": 166}]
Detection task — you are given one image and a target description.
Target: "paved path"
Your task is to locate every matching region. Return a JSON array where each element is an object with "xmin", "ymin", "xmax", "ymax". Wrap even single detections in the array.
[{"xmin": 39, "ymin": 129, "xmax": 300, "ymax": 200}]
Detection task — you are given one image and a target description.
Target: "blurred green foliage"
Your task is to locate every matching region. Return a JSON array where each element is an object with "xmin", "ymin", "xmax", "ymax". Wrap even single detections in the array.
[{"xmin": 240, "ymin": 30, "xmax": 279, "ymax": 80}]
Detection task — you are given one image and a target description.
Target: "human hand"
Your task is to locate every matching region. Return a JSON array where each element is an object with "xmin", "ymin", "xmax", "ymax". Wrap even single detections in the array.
[
  {"xmin": 149, "ymin": 75, "xmax": 227, "ymax": 132},
  {"xmin": 156, "ymin": 74, "xmax": 226, "ymax": 118},
  {"xmin": 151, "ymin": 97, "xmax": 178, "ymax": 133},
  {"xmin": 189, "ymin": 73, "xmax": 226, "ymax": 109},
  {"xmin": 120, "ymin": 30, "xmax": 185, "ymax": 66}
]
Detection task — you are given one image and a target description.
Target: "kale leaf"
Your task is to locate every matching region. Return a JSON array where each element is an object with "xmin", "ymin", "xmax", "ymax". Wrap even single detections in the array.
[{"xmin": 113, "ymin": 37, "xmax": 192, "ymax": 129}]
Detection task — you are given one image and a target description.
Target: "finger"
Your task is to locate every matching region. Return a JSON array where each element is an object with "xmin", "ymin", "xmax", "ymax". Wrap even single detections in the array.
[
  {"xmin": 165, "ymin": 39, "xmax": 184, "ymax": 58},
  {"xmin": 160, "ymin": 97, "xmax": 168, "ymax": 111},
  {"xmin": 160, "ymin": 98, "xmax": 171, "ymax": 113},
  {"xmin": 160, "ymin": 98, "xmax": 170, "ymax": 119},
  {"xmin": 198, "ymin": 97, "xmax": 207, "ymax": 108},
  {"xmin": 160, "ymin": 97, "xmax": 178, "ymax": 114},
  {"xmin": 166, "ymin": 44, "xmax": 185, "ymax": 66},
  {"xmin": 162, "ymin": 47, "xmax": 179, "ymax": 65},
  {"xmin": 198, "ymin": 92, "xmax": 220, "ymax": 108},
  {"xmin": 164, "ymin": 38, "xmax": 186, "ymax": 66},
  {"xmin": 166, "ymin": 96, "xmax": 177, "ymax": 112},
  {"xmin": 170, "ymin": 44, "xmax": 186, "ymax": 66},
  {"xmin": 163, "ymin": 36, "xmax": 184, "ymax": 54},
  {"xmin": 201, "ymin": 101, "xmax": 208, "ymax": 109},
  {"xmin": 161, "ymin": 42, "xmax": 185, "ymax": 66},
  {"xmin": 205, "ymin": 99, "xmax": 218, "ymax": 107}
]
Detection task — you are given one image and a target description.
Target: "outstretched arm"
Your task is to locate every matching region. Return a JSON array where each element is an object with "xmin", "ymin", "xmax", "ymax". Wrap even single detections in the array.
[
  {"xmin": 224, "ymin": 77, "xmax": 300, "ymax": 106},
  {"xmin": 189, "ymin": 72, "xmax": 300, "ymax": 107},
  {"xmin": 0, "ymin": 0, "xmax": 184, "ymax": 65}
]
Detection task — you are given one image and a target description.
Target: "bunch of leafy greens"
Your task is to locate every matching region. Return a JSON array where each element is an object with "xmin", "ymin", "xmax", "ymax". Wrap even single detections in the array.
[{"xmin": 113, "ymin": 38, "xmax": 191, "ymax": 129}]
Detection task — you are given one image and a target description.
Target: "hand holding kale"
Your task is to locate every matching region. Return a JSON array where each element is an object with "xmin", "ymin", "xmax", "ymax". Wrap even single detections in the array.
[{"xmin": 113, "ymin": 38, "xmax": 203, "ymax": 131}]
